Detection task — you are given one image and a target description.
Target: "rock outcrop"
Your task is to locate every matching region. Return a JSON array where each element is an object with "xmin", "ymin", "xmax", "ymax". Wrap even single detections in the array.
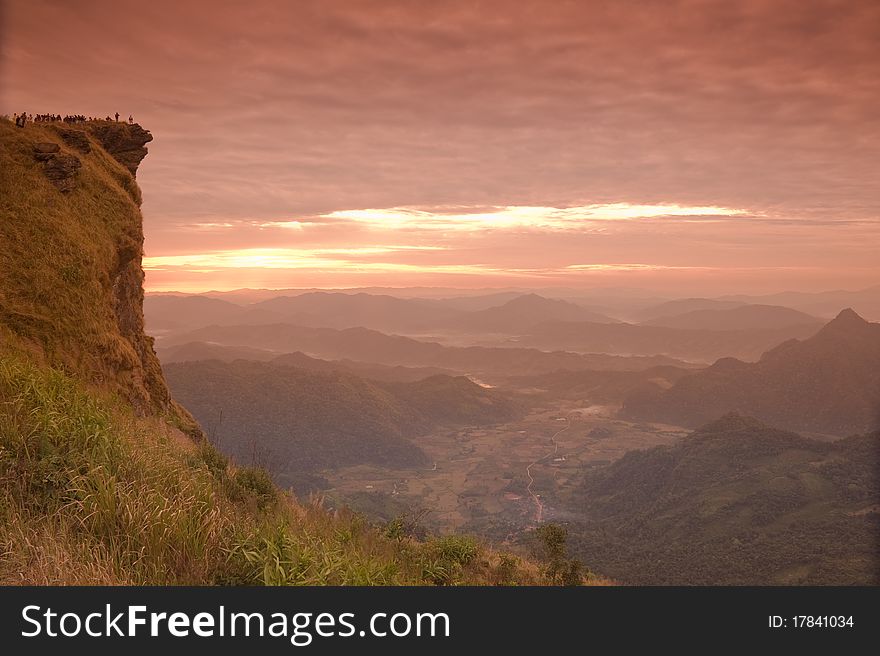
[
  {"xmin": 1, "ymin": 119, "xmax": 199, "ymax": 435},
  {"xmin": 33, "ymin": 142, "xmax": 81, "ymax": 192},
  {"xmin": 54, "ymin": 127, "xmax": 92, "ymax": 154},
  {"xmin": 85, "ymin": 122, "xmax": 153, "ymax": 176}
]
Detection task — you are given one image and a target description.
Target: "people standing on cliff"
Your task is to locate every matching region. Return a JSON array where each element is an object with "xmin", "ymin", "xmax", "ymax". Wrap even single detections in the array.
[
  {"xmin": 115, "ymin": 112, "xmax": 119, "ymax": 122},
  {"xmin": 128, "ymin": 114, "xmax": 133, "ymax": 124}
]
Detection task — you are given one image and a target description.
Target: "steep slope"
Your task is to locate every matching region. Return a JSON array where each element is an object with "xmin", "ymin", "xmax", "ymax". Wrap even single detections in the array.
[
  {"xmin": 566, "ymin": 414, "xmax": 879, "ymax": 585},
  {"xmin": 0, "ymin": 119, "xmax": 195, "ymax": 429},
  {"xmin": 641, "ymin": 304, "xmax": 822, "ymax": 331},
  {"xmin": 621, "ymin": 309, "xmax": 880, "ymax": 436}
]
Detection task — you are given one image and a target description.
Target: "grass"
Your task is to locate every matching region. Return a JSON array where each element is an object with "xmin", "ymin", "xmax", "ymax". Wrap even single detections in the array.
[
  {"xmin": 0, "ymin": 117, "xmax": 609, "ymax": 586},
  {"xmin": 0, "ymin": 355, "xmax": 576, "ymax": 585},
  {"xmin": 0, "ymin": 119, "xmax": 188, "ymax": 426}
]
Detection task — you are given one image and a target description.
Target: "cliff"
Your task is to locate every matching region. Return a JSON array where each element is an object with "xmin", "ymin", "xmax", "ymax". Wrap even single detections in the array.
[{"xmin": 0, "ymin": 119, "xmax": 196, "ymax": 431}]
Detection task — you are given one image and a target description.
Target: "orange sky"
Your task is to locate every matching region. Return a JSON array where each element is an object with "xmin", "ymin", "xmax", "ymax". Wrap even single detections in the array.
[{"xmin": 3, "ymin": 0, "xmax": 878, "ymax": 294}]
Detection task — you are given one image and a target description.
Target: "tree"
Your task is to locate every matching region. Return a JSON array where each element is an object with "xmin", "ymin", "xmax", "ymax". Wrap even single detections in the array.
[{"xmin": 534, "ymin": 522, "xmax": 585, "ymax": 586}]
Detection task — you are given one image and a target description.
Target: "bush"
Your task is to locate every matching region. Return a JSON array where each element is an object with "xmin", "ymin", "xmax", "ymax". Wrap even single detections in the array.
[
  {"xmin": 234, "ymin": 467, "xmax": 278, "ymax": 509},
  {"xmin": 191, "ymin": 441, "xmax": 229, "ymax": 476}
]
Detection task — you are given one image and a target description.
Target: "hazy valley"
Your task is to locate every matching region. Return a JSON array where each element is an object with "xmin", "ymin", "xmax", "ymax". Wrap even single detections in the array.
[{"xmin": 149, "ymin": 286, "xmax": 880, "ymax": 585}]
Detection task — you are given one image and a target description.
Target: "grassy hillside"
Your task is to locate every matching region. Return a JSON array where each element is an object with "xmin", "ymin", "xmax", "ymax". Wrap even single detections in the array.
[
  {"xmin": 0, "ymin": 355, "xmax": 552, "ymax": 585},
  {"xmin": 565, "ymin": 414, "xmax": 879, "ymax": 585}
]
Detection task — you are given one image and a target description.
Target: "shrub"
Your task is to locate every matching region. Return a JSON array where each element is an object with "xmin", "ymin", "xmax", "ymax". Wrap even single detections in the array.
[{"xmin": 234, "ymin": 467, "xmax": 278, "ymax": 509}]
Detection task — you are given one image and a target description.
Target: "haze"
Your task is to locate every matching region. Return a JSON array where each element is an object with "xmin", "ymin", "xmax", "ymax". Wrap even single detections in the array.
[{"xmin": 2, "ymin": 0, "xmax": 878, "ymax": 293}]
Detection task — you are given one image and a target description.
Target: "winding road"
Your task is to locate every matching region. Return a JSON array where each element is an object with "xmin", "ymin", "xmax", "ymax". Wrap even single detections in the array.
[{"xmin": 525, "ymin": 415, "xmax": 570, "ymax": 524}]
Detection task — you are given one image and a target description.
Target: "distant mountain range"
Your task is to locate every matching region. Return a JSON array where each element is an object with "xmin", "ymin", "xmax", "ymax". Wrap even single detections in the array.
[
  {"xmin": 163, "ymin": 360, "xmax": 522, "ymax": 492},
  {"xmin": 158, "ymin": 341, "xmax": 279, "ymax": 362},
  {"xmin": 640, "ymin": 304, "xmax": 821, "ymax": 331},
  {"xmin": 271, "ymin": 351, "xmax": 457, "ymax": 383},
  {"xmin": 719, "ymin": 285, "xmax": 880, "ymax": 321},
  {"xmin": 161, "ymin": 322, "xmax": 690, "ymax": 377},
  {"xmin": 632, "ymin": 297, "xmax": 747, "ymax": 322},
  {"xmin": 519, "ymin": 318, "xmax": 820, "ymax": 362},
  {"xmin": 437, "ymin": 293, "xmax": 618, "ymax": 333},
  {"xmin": 158, "ymin": 342, "xmax": 458, "ymax": 382},
  {"xmin": 565, "ymin": 414, "xmax": 879, "ymax": 585},
  {"xmin": 621, "ymin": 309, "xmax": 880, "ymax": 436},
  {"xmin": 249, "ymin": 292, "xmax": 461, "ymax": 332},
  {"xmin": 146, "ymin": 291, "xmax": 617, "ymax": 336}
]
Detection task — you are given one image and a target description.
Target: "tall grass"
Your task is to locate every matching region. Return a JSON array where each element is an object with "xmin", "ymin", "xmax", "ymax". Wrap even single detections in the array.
[{"xmin": 0, "ymin": 356, "xmax": 561, "ymax": 585}]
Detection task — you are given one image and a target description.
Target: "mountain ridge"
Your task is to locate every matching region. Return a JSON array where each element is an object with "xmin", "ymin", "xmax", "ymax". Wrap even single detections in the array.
[{"xmin": 621, "ymin": 309, "xmax": 880, "ymax": 435}]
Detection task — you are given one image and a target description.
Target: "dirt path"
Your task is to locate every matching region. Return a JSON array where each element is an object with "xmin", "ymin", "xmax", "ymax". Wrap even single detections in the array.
[{"xmin": 525, "ymin": 416, "xmax": 570, "ymax": 524}]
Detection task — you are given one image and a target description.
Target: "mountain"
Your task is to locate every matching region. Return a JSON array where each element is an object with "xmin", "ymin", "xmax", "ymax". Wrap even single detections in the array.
[
  {"xmin": 157, "ymin": 340, "xmax": 280, "ymax": 363},
  {"xmin": 641, "ymin": 304, "xmax": 822, "ymax": 331},
  {"xmin": 431, "ymin": 291, "xmax": 525, "ymax": 311},
  {"xmin": 566, "ymin": 414, "xmax": 879, "ymax": 585},
  {"xmin": 505, "ymin": 365, "xmax": 693, "ymax": 403},
  {"xmin": 157, "ymin": 343, "xmax": 457, "ymax": 382},
  {"xmin": 521, "ymin": 319, "xmax": 820, "ymax": 362},
  {"xmin": 0, "ymin": 119, "xmax": 551, "ymax": 586},
  {"xmin": 145, "ymin": 295, "xmax": 252, "ymax": 332},
  {"xmin": 621, "ymin": 309, "xmax": 880, "ymax": 436},
  {"xmin": 633, "ymin": 297, "xmax": 745, "ymax": 322},
  {"xmin": 164, "ymin": 322, "xmax": 692, "ymax": 376},
  {"xmin": 271, "ymin": 351, "xmax": 457, "ymax": 382},
  {"xmin": 249, "ymin": 291, "xmax": 462, "ymax": 332},
  {"xmin": 442, "ymin": 293, "xmax": 618, "ymax": 333},
  {"xmin": 380, "ymin": 374, "xmax": 521, "ymax": 425},
  {"xmin": 720, "ymin": 285, "xmax": 880, "ymax": 321},
  {"xmin": 163, "ymin": 360, "xmax": 522, "ymax": 490}
]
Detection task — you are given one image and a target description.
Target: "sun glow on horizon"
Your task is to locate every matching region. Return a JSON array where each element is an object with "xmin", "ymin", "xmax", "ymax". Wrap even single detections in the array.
[{"xmin": 324, "ymin": 203, "xmax": 748, "ymax": 231}]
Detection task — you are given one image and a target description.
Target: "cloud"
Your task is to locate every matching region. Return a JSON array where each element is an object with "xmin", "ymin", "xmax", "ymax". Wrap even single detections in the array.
[{"xmin": 3, "ymin": 0, "xmax": 878, "ymax": 292}]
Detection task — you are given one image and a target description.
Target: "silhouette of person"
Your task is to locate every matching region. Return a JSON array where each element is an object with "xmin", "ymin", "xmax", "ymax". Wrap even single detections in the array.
[
  {"xmin": 128, "ymin": 114, "xmax": 133, "ymax": 124},
  {"xmin": 115, "ymin": 112, "xmax": 120, "ymax": 122}
]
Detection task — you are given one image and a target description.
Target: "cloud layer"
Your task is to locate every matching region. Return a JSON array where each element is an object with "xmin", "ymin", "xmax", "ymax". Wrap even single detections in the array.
[{"xmin": 3, "ymin": 0, "xmax": 878, "ymax": 292}]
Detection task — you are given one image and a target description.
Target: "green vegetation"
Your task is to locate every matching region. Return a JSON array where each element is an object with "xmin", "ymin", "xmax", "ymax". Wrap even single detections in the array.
[
  {"xmin": 533, "ymin": 524, "xmax": 592, "ymax": 586},
  {"xmin": 0, "ymin": 355, "xmax": 554, "ymax": 585},
  {"xmin": 621, "ymin": 309, "xmax": 880, "ymax": 436},
  {"xmin": 565, "ymin": 414, "xmax": 880, "ymax": 585},
  {"xmin": 163, "ymin": 360, "xmax": 522, "ymax": 491}
]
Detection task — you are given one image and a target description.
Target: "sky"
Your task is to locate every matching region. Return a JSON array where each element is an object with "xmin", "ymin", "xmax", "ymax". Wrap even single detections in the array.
[{"xmin": 2, "ymin": 0, "xmax": 879, "ymax": 294}]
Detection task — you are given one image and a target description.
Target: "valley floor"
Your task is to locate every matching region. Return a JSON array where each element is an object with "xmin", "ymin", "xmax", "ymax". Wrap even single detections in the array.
[{"xmin": 322, "ymin": 402, "xmax": 689, "ymax": 541}]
